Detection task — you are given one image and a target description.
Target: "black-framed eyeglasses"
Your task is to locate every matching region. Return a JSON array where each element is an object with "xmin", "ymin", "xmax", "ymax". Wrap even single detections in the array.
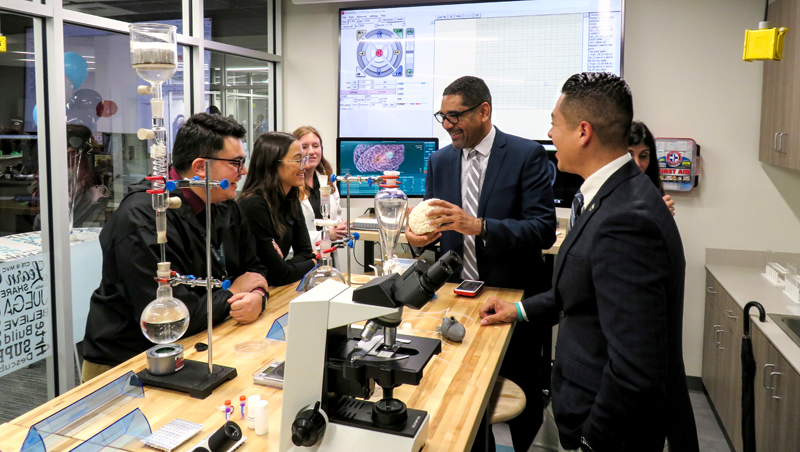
[
  {"xmin": 279, "ymin": 155, "xmax": 310, "ymax": 168},
  {"xmin": 433, "ymin": 103, "xmax": 482, "ymax": 125},
  {"xmin": 202, "ymin": 156, "xmax": 246, "ymax": 173}
]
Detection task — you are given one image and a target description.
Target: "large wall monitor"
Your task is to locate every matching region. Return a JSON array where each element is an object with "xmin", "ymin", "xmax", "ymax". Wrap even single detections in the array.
[
  {"xmin": 338, "ymin": 0, "xmax": 624, "ymax": 142},
  {"xmin": 337, "ymin": 137, "xmax": 439, "ymax": 197}
]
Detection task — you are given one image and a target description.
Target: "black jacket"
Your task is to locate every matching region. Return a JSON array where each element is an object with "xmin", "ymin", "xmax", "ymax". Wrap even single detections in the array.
[
  {"xmin": 83, "ymin": 178, "xmax": 268, "ymax": 366},
  {"xmin": 239, "ymin": 195, "xmax": 316, "ymax": 287},
  {"xmin": 522, "ymin": 160, "xmax": 698, "ymax": 451}
]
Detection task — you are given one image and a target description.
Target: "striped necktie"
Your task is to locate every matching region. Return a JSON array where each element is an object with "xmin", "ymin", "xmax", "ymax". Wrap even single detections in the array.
[
  {"xmin": 570, "ymin": 191, "xmax": 584, "ymax": 229},
  {"xmin": 462, "ymin": 150, "xmax": 481, "ymax": 281}
]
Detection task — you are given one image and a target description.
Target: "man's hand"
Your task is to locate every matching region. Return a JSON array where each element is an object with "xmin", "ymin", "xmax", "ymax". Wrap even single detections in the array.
[
  {"xmin": 426, "ymin": 200, "xmax": 482, "ymax": 236},
  {"xmin": 228, "ymin": 292, "xmax": 263, "ymax": 324},
  {"xmin": 663, "ymin": 195, "xmax": 675, "ymax": 215},
  {"xmin": 479, "ymin": 296, "xmax": 519, "ymax": 325},
  {"xmin": 405, "ymin": 206, "xmax": 441, "ymax": 248},
  {"xmin": 229, "ymin": 272, "xmax": 268, "ymax": 294}
]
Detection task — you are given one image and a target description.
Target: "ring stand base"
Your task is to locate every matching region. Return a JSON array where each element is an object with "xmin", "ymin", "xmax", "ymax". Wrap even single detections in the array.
[{"xmin": 137, "ymin": 359, "xmax": 237, "ymax": 399}]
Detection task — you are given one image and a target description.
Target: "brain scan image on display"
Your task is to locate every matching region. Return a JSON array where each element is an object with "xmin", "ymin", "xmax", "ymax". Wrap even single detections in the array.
[{"xmin": 353, "ymin": 144, "xmax": 405, "ymax": 172}]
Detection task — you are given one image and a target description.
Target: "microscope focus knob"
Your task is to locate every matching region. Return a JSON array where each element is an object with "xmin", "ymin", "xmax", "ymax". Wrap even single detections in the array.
[{"xmin": 291, "ymin": 402, "xmax": 327, "ymax": 447}]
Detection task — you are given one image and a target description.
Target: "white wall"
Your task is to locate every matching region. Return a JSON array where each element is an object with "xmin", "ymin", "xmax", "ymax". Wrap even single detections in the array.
[{"xmin": 283, "ymin": 0, "xmax": 800, "ymax": 376}]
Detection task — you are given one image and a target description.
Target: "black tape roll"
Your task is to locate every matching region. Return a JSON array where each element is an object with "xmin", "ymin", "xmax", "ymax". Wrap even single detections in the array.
[{"xmin": 207, "ymin": 421, "xmax": 243, "ymax": 452}]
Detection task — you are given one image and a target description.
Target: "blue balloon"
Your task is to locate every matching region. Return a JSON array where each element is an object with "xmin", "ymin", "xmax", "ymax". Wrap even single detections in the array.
[
  {"xmin": 64, "ymin": 51, "xmax": 88, "ymax": 89},
  {"xmin": 32, "ymin": 105, "xmax": 37, "ymax": 126}
]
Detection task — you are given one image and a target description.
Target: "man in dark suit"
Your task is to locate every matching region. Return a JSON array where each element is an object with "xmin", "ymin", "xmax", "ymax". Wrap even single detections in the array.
[
  {"xmin": 479, "ymin": 73, "xmax": 698, "ymax": 452},
  {"xmin": 406, "ymin": 76, "xmax": 557, "ymax": 451}
]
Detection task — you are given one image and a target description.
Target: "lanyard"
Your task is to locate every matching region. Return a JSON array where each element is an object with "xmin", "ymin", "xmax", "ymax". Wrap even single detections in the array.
[{"xmin": 210, "ymin": 242, "xmax": 227, "ymax": 278}]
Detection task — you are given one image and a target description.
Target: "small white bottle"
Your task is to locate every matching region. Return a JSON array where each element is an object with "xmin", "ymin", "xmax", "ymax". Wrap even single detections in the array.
[
  {"xmin": 247, "ymin": 395, "xmax": 261, "ymax": 430},
  {"xmin": 255, "ymin": 399, "xmax": 270, "ymax": 435}
]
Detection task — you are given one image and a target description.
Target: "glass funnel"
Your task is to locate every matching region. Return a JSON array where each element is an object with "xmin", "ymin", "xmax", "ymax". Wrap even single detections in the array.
[
  {"xmin": 375, "ymin": 171, "xmax": 407, "ymax": 276},
  {"xmin": 140, "ymin": 280, "xmax": 190, "ymax": 344},
  {"xmin": 304, "ymin": 227, "xmax": 346, "ymax": 291},
  {"xmin": 129, "ymin": 23, "xmax": 177, "ymax": 84}
]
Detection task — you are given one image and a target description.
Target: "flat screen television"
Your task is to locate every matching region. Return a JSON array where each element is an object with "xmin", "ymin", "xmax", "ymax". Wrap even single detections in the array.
[
  {"xmin": 338, "ymin": 0, "xmax": 624, "ymax": 142},
  {"xmin": 336, "ymin": 137, "xmax": 439, "ymax": 197},
  {"xmin": 540, "ymin": 140, "xmax": 584, "ymax": 209}
]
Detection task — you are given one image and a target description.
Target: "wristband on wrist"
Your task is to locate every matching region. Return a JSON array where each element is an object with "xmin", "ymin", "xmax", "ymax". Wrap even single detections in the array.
[{"xmin": 515, "ymin": 303, "xmax": 524, "ymax": 322}]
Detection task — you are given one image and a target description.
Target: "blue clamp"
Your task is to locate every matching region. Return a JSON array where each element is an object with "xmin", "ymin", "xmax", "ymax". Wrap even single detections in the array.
[
  {"xmin": 330, "ymin": 174, "xmax": 337, "ymax": 183},
  {"xmin": 187, "ymin": 275, "xmax": 196, "ymax": 280},
  {"xmin": 352, "ymin": 232, "xmax": 360, "ymax": 240},
  {"xmin": 192, "ymin": 176, "xmax": 200, "ymax": 181},
  {"xmin": 367, "ymin": 178, "xmax": 373, "ymax": 187},
  {"xmin": 347, "ymin": 239, "xmax": 354, "ymax": 248},
  {"xmin": 165, "ymin": 180, "xmax": 178, "ymax": 192},
  {"xmin": 221, "ymin": 280, "xmax": 232, "ymax": 291},
  {"xmin": 219, "ymin": 179, "xmax": 230, "ymax": 190}
]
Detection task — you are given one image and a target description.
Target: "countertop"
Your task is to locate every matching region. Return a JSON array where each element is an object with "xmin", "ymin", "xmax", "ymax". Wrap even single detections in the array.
[
  {"xmin": 705, "ymin": 249, "xmax": 800, "ymax": 376},
  {"xmin": 0, "ymin": 281, "xmax": 523, "ymax": 452}
]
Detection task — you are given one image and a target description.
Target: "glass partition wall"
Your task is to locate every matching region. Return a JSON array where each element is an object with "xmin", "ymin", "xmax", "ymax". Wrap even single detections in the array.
[{"xmin": 0, "ymin": 0, "xmax": 282, "ymax": 420}]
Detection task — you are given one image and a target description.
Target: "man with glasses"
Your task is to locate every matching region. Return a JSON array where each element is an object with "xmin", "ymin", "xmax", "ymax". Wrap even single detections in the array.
[
  {"xmin": 405, "ymin": 76, "xmax": 557, "ymax": 452},
  {"xmin": 82, "ymin": 113, "xmax": 269, "ymax": 382}
]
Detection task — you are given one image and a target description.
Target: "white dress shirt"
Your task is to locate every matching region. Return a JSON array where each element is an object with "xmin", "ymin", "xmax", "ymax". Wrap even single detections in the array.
[{"xmin": 578, "ymin": 153, "xmax": 632, "ymax": 212}]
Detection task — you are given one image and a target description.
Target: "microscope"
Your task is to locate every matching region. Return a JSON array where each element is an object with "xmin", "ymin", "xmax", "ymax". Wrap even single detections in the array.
[{"xmin": 280, "ymin": 251, "xmax": 462, "ymax": 452}]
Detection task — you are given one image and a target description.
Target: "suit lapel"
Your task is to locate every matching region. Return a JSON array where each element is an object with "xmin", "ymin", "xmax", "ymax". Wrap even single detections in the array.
[
  {"xmin": 444, "ymin": 145, "xmax": 463, "ymax": 207},
  {"xmin": 552, "ymin": 159, "xmax": 641, "ymax": 284},
  {"xmin": 477, "ymin": 128, "xmax": 506, "ymax": 217}
]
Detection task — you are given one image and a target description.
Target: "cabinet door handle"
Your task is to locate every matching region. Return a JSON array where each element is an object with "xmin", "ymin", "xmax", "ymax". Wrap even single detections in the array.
[
  {"xmin": 764, "ymin": 364, "xmax": 775, "ymax": 389},
  {"xmin": 706, "ymin": 286, "xmax": 717, "ymax": 294},
  {"xmin": 716, "ymin": 328, "xmax": 724, "ymax": 349},
  {"xmin": 775, "ymin": 132, "xmax": 780, "ymax": 152},
  {"xmin": 780, "ymin": 133, "xmax": 789, "ymax": 154},
  {"xmin": 713, "ymin": 325, "xmax": 722, "ymax": 345},
  {"xmin": 770, "ymin": 372, "xmax": 781, "ymax": 399},
  {"xmin": 725, "ymin": 310, "xmax": 738, "ymax": 320}
]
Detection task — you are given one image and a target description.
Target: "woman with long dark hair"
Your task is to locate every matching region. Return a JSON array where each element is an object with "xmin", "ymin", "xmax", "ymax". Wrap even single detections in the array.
[
  {"xmin": 292, "ymin": 126, "xmax": 346, "ymax": 244},
  {"xmin": 629, "ymin": 121, "xmax": 675, "ymax": 215},
  {"xmin": 239, "ymin": 132, "xmax": 316, "ymax": 286}
]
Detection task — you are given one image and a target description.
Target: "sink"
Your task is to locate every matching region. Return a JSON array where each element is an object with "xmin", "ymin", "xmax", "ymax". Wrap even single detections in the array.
[{"xmin": 768, "ymin": 313, "xmax": 800, "ymax": 347}]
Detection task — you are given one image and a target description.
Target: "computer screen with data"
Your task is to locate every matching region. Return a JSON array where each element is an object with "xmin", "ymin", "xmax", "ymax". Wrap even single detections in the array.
[
  {"xmin": 338, "ymin": 0, "xmax": 624, "ymax": 142},
  {"xmin": 337, "ymin": 138, "xmax": 439, "ymax": 197}
]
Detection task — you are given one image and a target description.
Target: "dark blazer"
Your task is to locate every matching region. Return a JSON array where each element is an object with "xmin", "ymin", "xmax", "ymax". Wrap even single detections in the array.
[
  {"xmin": 239, "ymin": 196, "xmax": 316, "ymax": 287},
  {"xmin": 522, "ymin": 159, "xmax": 699, "ymax": 451},
  {"xmin": 424, "ymin": 127, "xmax": 557, "ymax": 293}
]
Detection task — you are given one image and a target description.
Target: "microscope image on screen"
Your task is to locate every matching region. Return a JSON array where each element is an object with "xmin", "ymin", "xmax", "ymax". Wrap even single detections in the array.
[{"xmin": 353, "ymin": 143, "xmax": 405, "ymax": 172}]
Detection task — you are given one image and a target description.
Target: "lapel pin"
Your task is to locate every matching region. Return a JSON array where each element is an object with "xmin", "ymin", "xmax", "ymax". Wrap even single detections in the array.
[{"xmin": 589, "ymin": 204, "xmax": 595, "ymax": 211}]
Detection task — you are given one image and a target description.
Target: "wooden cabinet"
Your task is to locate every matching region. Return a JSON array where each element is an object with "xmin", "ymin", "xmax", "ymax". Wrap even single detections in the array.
[
  {"xmin": 702, "ymin": 271, "xmax": 743, "ymax": 452},
  {"xmin": 752, "ymin": 323, "xmax": 800, "ymax": 452},
  {"xmin": 759, "ymin": 0, "xmax": 800, "ymax": 170},
  {"xmin": 703, "ymin": 269, "xmax": 800, "ymax": 451}
]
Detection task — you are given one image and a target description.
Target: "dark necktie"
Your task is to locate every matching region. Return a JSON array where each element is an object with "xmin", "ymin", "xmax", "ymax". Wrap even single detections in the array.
[{"xmin": 570, "ymin": 191, "xmax": 584, "ymax": 229}]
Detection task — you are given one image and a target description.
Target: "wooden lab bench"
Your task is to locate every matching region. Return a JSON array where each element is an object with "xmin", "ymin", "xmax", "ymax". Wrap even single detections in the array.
[{"xmin": 0, "ymin": 282, "xmax": 523, "ymax": 452}]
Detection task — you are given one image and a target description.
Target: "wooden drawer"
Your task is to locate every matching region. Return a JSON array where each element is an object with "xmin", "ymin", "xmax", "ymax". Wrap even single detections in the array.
[{"xmin": 705, "ymin": 270, "xmax": 743, "ymax": 337}]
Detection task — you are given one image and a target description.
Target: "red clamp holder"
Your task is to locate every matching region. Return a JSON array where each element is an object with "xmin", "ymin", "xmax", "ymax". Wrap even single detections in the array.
[
  {"xmin": 379, "ymin": 173, "xmax": 401, "ymax": 188},
  {"xmin": 146, "ymin": 189, "xmax": 165, "ymax": 194}
]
